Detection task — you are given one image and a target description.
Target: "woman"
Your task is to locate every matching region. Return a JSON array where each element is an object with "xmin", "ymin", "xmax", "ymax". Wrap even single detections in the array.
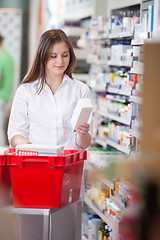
[
  {"xmin": 8, "ymin": 29, "xmax": 92, "ymax": 149},
  {"xmin": 8, "ymin": 29, "xmax": 92, "ymax": 240}
]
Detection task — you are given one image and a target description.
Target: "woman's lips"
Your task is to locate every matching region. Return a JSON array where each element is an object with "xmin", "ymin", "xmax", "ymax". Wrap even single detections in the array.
[{"xmin": 55, "ymin": 66, "xmax": 64, "ymax": 69}]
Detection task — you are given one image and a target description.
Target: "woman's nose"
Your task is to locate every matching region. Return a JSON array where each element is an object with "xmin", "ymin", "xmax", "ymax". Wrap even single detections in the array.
[{"xmin": 57, "ymin": 55, "xmax": 63, "ymax": 63}]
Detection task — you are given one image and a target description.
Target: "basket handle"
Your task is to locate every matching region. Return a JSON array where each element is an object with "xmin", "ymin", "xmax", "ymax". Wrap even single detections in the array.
[{"xmin": 22, "ymin": 158, "xmax": 49, "ymax": 163}]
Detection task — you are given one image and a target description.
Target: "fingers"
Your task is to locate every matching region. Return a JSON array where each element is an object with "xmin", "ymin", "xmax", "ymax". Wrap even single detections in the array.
[
  {"xmin": 18, "ymin": 140, "xmax": 32, "ymax": 145},
  {"xmin": 76, "ymin": 123, "xmax": 90, "ymax": 136}
]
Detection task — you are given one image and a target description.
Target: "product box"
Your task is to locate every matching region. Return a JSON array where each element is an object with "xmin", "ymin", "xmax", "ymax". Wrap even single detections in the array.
[
  {"xmin": 15, "ymin": 144, "xmax": 64, "ymax": 156},
  {"xmin": 70, "ymin": 98, "xmax": 93, "ymax": 132},
  {"xmin": 0, "ymin": 147, "xmax": 9, "ymax": 155}
]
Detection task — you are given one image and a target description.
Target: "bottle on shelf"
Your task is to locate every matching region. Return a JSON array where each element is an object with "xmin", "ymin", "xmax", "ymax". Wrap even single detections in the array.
[
  {"xmin": 98, "ymin": 220, "xmax": 112, "ymax": 240},
  {"xmin": 88, "ymin": 214, "xmax": 101, "ymax": 240}
]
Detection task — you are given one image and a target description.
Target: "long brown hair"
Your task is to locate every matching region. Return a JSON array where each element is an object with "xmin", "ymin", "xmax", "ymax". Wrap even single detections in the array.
[{"xmin": 22, "ymin": 29, "xmax": 77, "ymax": 92}]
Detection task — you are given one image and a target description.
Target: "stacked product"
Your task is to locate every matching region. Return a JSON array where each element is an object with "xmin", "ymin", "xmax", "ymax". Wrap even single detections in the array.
[{"xmin": 15, "ymin": 144, "xmax": 64, "ymax": 156}]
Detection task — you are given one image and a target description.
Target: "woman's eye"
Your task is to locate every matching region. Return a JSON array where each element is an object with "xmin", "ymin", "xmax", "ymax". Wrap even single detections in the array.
[{"xmin": 63, "ymin": 55, "xmax": 69, "ymax": 57}]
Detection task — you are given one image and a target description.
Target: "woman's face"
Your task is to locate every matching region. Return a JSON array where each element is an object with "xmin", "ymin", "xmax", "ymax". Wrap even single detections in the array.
[{"xmin": 46, "ymin": 41, "xmax": 70, "ymax": 78}]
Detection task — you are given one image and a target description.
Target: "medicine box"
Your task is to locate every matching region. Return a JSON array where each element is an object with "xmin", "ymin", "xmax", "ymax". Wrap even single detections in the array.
[
  {"xmin": 70, "ymin": 98, "xmax": 93, "ymax": 132},
  {"xmin": 15, "ymin": 144, "xmax": 64, "ymax": 156}
]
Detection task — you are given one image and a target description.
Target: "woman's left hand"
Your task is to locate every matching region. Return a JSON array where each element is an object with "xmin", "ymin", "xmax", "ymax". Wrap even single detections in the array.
[{"xmin": 76, "ymin": 123, "xmax": 90, "ymax": 136}]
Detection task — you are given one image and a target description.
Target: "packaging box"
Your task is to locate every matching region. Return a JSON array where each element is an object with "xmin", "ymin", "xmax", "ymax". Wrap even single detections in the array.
[
  {"xmin": 15, "ymin": 144, "xmax": 64, "ymax": 156},
  {"xmin": 70, "ymin": 98, "xmax": 93, "ymax": 132},
  {"xmin": 0, "ymin": 147, "xmax": 9, "ymax": 155}
]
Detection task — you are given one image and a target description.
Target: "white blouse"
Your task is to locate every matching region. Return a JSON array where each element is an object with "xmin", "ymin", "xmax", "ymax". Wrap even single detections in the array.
[{"xmin": 8, "ymin": 74, "xmax": 92, "ymax": 149}]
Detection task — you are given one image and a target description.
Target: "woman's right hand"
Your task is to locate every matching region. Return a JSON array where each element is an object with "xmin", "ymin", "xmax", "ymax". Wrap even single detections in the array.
[{"xmin": 11, "ymin": 135, "xmax": 32, "ymax": 147}]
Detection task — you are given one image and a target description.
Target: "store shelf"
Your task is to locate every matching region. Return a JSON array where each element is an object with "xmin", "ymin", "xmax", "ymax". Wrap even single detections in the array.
[
  {"xmin": 74, "ymin": 48, "xmax": 88, "ymax": 60},
  {"xmin": 88, "ymin": 35, "xmax": 108, "ymax": 41},
  {"xmin": 94, "ymin": 59, "xmax": 108, "ymax": 65},
  {"xmin": 95, "ymin": 137, "xmax": 107, "ymax": 148},
  {"xmin": 84, "ymin": 195, "xmax": 114, "ymax": 228},
  {"xmin": 96, "ymin": 109, "xmax": 108, "ymax": 118},
  {"xmin": 107, "ymin": 87, "xmax": 131, "ymax": 96},
  {"xmin": 107, "ymin": 113, "xmax": 131, "ymax": 126},
  {"xmin": 89, "ymin": 31, "xmax": 133, "ymax": 41},
  {"xmin": 109, "ymin": 31, "xmax": 133, "ymax": 39},
  {"xmin": 91, "ymin": 87, "xmax": 107, "ymax": 92},
  {"xmin": 131, "ymin": 39, "xmax": 144, "ymax": 46},
  {"xmin": 130, "ymin": 95, "xmax": 143, "ymax": 104},
  {"xmin": 107, "ymin": 139, "xmax": 130, "ymax": 155},
  {"xmin": 96, "ymin": 110, "xmax": 131, "ymax": 126},
  {"xmin": 107, "ymin": 97, "xmax": 128, "ymax": 104},
  {"xmin": 110, "ymin": 195, "xmax": 126, "ymax": 211},
  {"xmin": 94, "ymin": 135, "xmax": 130, "ymax": 154},
  {"xmin": 130, "ymin": 68, "xmax": 143, "ymax": 75},
  {"xmin": 87, "ymin": 59, "xmax": 108, "ymax": 66},
  {"xmin": 129, "ymin": 129, "xmax": 141, "ymax": 139},
  {"xmin": 82, "ymin": 3, "xmax": 144, "ymax": 239},
  {"xmin": 108, "ymin": 60, "xmax": 132, "ymax": 68},
  {"xmin": 63, "ymin": 26, "xmax": 87, "ymax": 37},
  {"xmin": 72, "ymin": 73, "xmax": 89, "ymax": 83},
  {"xmin": 100, "ymin": 177, "xmax": 114, "ymax": 190},
  {"xmin": 84, "ymin": 195, "xmax": 119, "ymax": 240}
]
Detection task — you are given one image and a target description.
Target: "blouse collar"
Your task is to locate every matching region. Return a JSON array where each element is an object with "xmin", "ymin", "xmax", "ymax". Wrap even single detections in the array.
[{"xmin": 32, "ymin": 74, "xmax": 73, "ymax": 93}]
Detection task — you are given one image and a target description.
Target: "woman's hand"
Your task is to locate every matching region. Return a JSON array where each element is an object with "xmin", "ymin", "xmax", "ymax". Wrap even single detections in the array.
[
  {"xmin": 76, "ymin": 123, "xmax": 91, "ymax": 149},
  {"xmin": 76, "ymin": 123, "xmax": 90, "ymax": 136},
  {"xmin": 11, "ymin": 135, "xmax": 32, "ymax": 147},
  {"xmin": 21, "ymin": 140, "xmax": 32, "ymax": 145}
]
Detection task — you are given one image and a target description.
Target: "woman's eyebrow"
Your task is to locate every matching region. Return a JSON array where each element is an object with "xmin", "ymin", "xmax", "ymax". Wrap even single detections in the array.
[{"xmin": 50, "ymin": 51, "xmax": 69, "ymax": 54}]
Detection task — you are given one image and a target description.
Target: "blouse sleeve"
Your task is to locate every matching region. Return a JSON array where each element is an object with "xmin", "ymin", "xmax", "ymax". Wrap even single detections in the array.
[{"xmin": 7, "ymin": 85, "xmax": 30, "ymax": 145}]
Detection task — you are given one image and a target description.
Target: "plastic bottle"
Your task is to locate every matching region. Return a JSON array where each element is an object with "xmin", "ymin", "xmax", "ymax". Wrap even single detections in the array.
[
  {"xmin": 92, "ymin": 217, "xmax": 101, "ymax": 240},
  {"xmin": 103, "ymin": 224, "xmax": 110, "ymax": 240},
  {"xmin": 98, "ymin": 220, "xmax": 106, "ymax": 240},
  {"xmin": 88, "ymin": 214, "xmax": 101, "ymax": 240},
  {"xmin": 88, "ymin": 218, "xmax": 93, "ymax": 240}
]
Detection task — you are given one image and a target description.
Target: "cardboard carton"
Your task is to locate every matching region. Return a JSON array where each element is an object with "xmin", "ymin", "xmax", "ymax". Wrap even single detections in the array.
[{"xmin": 70, "ymin": 98, "xmax": 93, "ymax": 132}]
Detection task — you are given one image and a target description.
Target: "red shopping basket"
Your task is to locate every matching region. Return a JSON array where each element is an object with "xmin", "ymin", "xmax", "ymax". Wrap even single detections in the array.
[
  {"xmin": 7, "ymin": 150, "xmax": 87, "ymax": 208},
  {"xmin": 0, "ymin": 155, "xmax": 11, "ymax": 203}
]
